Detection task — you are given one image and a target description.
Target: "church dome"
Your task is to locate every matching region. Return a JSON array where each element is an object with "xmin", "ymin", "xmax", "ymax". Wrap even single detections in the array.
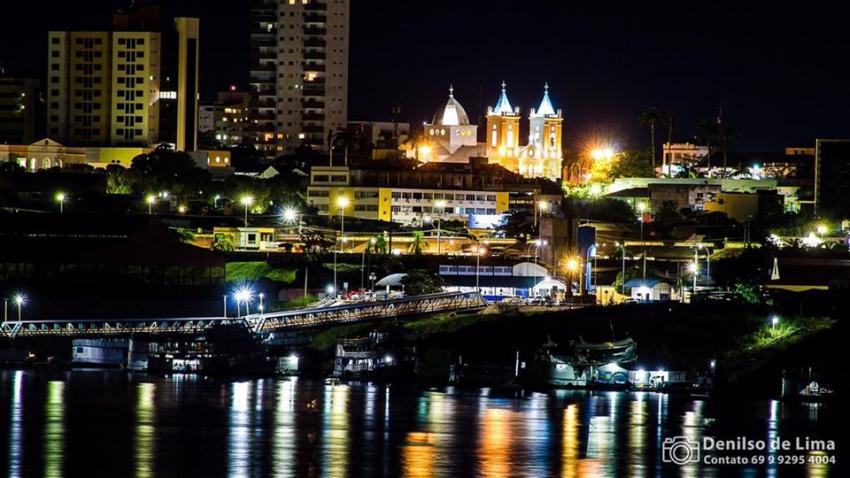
[{"xmin": 432, "ymin": 85, "xmax": 470, "ymax": 126}]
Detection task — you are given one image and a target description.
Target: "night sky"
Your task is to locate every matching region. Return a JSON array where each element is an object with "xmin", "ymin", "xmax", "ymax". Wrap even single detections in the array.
[{"xmin": 2, "ymin": 1, "xmax": 850, "ymax": 151}]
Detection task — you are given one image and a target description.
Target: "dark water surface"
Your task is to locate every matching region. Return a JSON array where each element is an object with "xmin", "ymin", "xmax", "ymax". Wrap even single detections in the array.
[{"xmin": 0, "ymin": 371, "xmax": 842, "ymax": 477}]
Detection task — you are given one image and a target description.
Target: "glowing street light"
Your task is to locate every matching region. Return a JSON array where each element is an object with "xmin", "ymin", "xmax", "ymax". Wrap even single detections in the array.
[
  {"xmin": 233, "ymin": 286, "xmax": 254, "ymax": 316},
  {"xmin": 771, "ymin": 315, "xmax": 779, "ymax": 331},
  {"xmin": 816, "ymin": 224, "xmax": 828, "ymax": 236},
  {"xmin": 213, "ymin": 194, "xmax": 222, "ymax": 208},
  {"xmin": 55, "ymin": 192, "xmax": 66, "ymax": 214},
  {"xmin": 13, "ymin": 293, "xmax": 25, "ymax": 322},
  {"xmin": 146, "ymin": 194, "xmax": 156, "ymax": 215},
  {"xmin": 590, "ymin": 147, "xmax": 615, "ymax": 161},
  {"xmin": 240, "ymin": 195, "xmax": 254, "ymax": 227},
  {"xmin": 282, "ymin": 207, "xmax": 298, "ymax": 224},
  {"xmin": 178, "ymin": 205, "xmax": 187, "ymax": 214}
]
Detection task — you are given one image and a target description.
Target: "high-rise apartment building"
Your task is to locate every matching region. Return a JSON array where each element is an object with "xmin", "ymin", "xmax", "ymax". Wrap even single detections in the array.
[
  {"xmin": 175, "ymin": 17, "xmax": 199, "ymax": 152},
  {"xmin": 110, "ymin": 32, "xmax": 161, "ymax": 145},
  {"xmin": 0, "ymin": 74, "xmax": 41, "ymax": 144},
  {"xmin": 249, "ymin": 0, "xmax": 350, "ymax": 154},
  {"xmin": 46, "ymin": 5, "xmax": 199, "ymax": 150},
  {"xmin": 47, "ymin": 30, "xmax": 160, "ymax": 146}
]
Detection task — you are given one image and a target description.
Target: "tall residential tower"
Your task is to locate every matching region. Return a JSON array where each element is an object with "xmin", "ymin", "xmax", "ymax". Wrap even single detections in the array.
[{"xmin": 249, "ymin": 0, "xmax": 350, "ymax": 154}]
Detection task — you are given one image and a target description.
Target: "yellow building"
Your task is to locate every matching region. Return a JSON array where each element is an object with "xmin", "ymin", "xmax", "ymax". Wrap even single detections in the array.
[
  {"xmin": 0, "ymin": 139, "xmax": 150, "ymax": 171},
  {"xmin": 111, "ymin": 32, "xmax": 161, "ymax": 145},
  {"xmin": 47, "ymin": 32, "xmax": 113, "ymax": 145},
  {"xmin": 526, "ymin": 83, "xmax": 563, "ymax": 180},
  {"xmin": 486, "ymin": 83, "xmax": 563, "ymax": 181},
  {"xmin": 175, "ymin": 18, "xmax": 199, "ymax": 152},
  {"xmin": 485, "ymin": 82, "xmax": 521, "ymax": 173},
  {"xmin": 47, "ymin": 30, "xmax": 162, "ymax": 147},
  {"xmin": 416, "ymin": 83, "xmax": 563, "ymax": 182}
]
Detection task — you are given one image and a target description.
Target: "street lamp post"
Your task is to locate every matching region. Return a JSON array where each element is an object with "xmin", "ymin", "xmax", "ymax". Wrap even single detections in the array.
[
  {"xmin": 615, "ymin": 242, "xmax": 626, "ymax": 295},
  {"xmin": 14, "ymin": 294, "xmax": 25, "ymax": 322},
  {"xmin": 434, "ymin": 200, "xmax": 446, "ymax": 255},
  {"xmin": 369, "ymin": 272, "xmax": 377, "ymax": 294},
  {"xmin": 334, "ymin": 196, "xmax": 350, "ymax": 296},
  {"xmin": 146, "ymin": 194, "xmax": 156, "ymax": 215},
  {"xmin": 537, "ymin": 200, "xmax": 549, "ymax": 243},
  {"xmin": 240, "ymin": 195, "xmax": 254, "ymax": 227},
  {"xmin": 56, "ymin": 192, "xmax": 66, "ymax": 214},
  {"xmin": 475, "ymin": 244, "xmax": 486, "ymax": 294},
  {"xmin": 638, "ymin": 202, "xmax": 647, "ymax": 280},
  {"xmin": 361, "ymin": 237, "xmax": 376, "ymax": 290},
  {"xmin": 771, "ymin": 315, "xmax": 779, "ymax": 331}
]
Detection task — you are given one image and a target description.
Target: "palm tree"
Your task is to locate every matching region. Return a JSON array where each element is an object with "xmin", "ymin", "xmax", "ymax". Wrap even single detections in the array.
[
  {"xmin": 409, "ymin": 231, "xmax": 425, "ymax": 255},
  {"xmin": 639, "ymin": 107, "xmax": 664, "ymax": 170},
  {"xmin": 696, "ymin": 121, "xmax": 716, "ymax": 175},
  {"xmin": 717, "ymin": 123, "xmax": 735, "ymax": 177}
]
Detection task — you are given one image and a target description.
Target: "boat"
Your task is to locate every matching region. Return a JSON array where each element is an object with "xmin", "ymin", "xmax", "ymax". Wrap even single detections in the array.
[{"xmin": 520, "ymin": 336, "xmax": 638, "ymax": 388}]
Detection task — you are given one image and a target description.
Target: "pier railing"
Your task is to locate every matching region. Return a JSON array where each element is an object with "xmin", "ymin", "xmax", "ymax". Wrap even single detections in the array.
[{"xmin": 0, "ymin": 292, "xmax": 487, "ymax": 339}]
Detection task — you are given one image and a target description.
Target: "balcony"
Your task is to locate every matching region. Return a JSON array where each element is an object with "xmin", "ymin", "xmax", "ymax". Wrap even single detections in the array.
[
  {"xmin": 303, "ymin": 27, "xmax": 327, "ymax": 36},
  {"xmin": 302, "ymin": 84, "xmax": 325, "ymax": 97},
  {"xmin": 303, "ymin": 63, "xmax": 326, "ymax": 72},
  {"xmin": 303, "ymin": 38, "xmax": 326, "ymax": 48},
  {"xmin": 302, "ymin": 99, "xmax": 325, "ymax": 109},
  {"xmin": 304, "ymin": 2, "xmax": 327, "ymax": 11},
  {"xmin": 302, "ymin": 124, "xmax": 324, "ymax": 134},
  {"xmin": 304, "ymin": 13, "xmax": 327, "ymax": 23},
  {"xmin": 303, "ymin": 50, "xmax": 326, "ymax": 61},
  {"xmin": 302, "ymin": 112, "xmax": 325, "ymax": 121}
]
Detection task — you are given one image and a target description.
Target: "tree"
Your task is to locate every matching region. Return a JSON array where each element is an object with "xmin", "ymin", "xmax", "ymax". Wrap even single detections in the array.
[
  {"xmin": 696, "ymin": 120, "xmax": 716, "ymax": 174},
  {"xmin": 610, "ymin": 149, "xmax": 654, "ymax": 178},
  {"xmin": 372, "ymin": 234, "xmax": 388, "ymax": 255},
  {"xmin": 498, "ymin": 210, "xmax": 533, "ymax": 242},
  {"xmin": 409, "ymin": 231, "xmax": 425, "ymax": 255},
  {"xmin": 106, "ymin": 165, "xmax": 133, "ymax": 195},
  {"xmin": 212, "ymin": 233, "xmax": 235, "ymax": 252},
  {"xmin": 401, "ymin": 270, "xmax": 445, "ymax": 295},
  {"xmin": 653, "ymin": 200, "xmax": 683, "ymax": 231},
  {"xmin": 300, "ymin": 229, "xmax": 332, "ymax": 260},
  {"xmin": 639, "ymin": 107, "xmax": 664, "ymax": 170},
  {"xmin": 561, "ymin": 197, "xmax": 636, "ymax": 223}
]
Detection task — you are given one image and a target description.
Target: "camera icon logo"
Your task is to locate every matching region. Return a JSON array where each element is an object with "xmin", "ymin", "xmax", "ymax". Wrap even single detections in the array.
[{"xmin": 663, "ymin": 436, "xmax": 701, "ymax": 465}]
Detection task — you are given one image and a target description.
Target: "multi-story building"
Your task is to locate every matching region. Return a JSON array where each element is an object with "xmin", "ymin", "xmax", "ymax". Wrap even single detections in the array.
[
  {"xmin": 661, "ymin": 143, "xmax": 709, "ymax": 177},
  {"xmin": 814, "ymin": 139, "xmax": 850, "ymax": 216},
  {"xmin": 199, "ymin": 90, "xmax": 252, "ymax": 147},
  {"xmin": 416, "ymin": 83, "xmax": 563, "ymax": 181},
  {"xmin": 46, "ymin": 4, "xmax": 199, "ymax": 150},
  {"xmin": 0, "ymin": 76, "xmax": 41, "ymax": 144},
  {"xmin": 110, "ymin": 32, "xmax": 161, "ymax": 145},
  {"xmin": 486, "ymin": 82, "xmax": 563, "ymax": 180},
  {"xmin": 306, "ymin": 160, "xmax": 544, "ymax": 227},
  {"xmin": 248, "ymin": 0, "xmax": 350, "ymax": 154},
  {"xmin": 175, "ymin": 17, "xmax": 199, "ymax": 152},
  {"xmin": 47, "ymin": 30, "xmax": 160, "ymax": 146}
]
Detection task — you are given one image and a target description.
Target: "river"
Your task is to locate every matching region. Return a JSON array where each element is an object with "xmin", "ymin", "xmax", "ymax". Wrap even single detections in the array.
[{"xmin": 0, "ymin": 370, "xmax": 841, "ymax": 477}]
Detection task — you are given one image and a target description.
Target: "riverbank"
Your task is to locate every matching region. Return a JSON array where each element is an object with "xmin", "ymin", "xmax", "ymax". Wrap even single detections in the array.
[{"xmin": 305, "ymin": 302, "xmax": 841, "ymax": 397}]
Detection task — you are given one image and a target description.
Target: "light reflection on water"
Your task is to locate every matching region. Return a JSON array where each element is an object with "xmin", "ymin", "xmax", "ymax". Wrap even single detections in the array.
[{"xmin": 0, "ymin": 371, "xmax": 838, "ymax": 477}]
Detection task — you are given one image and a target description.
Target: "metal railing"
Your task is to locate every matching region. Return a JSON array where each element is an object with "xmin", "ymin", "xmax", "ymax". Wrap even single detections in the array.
[
  {"xmin": 247, "ymin": 291, "xmax": 486, "ymax": 332},
  {"xmin": 1, "ymin": 292, "xmax": 487, "ymax": 339}
]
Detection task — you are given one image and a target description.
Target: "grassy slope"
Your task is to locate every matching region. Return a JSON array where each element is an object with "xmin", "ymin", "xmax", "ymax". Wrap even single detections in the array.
[
  {"xmin": 226, "ymin": 261, "xmax": 297, "ymax": 284},
  {"xmin": 306, "ymin": 302, "xmax": 839, "ymax": 393}
]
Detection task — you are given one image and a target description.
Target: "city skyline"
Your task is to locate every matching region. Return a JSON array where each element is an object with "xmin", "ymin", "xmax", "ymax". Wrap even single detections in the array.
[{"xmin": 1, "ymin": 1, "xmax": 849, "ymax": 151}]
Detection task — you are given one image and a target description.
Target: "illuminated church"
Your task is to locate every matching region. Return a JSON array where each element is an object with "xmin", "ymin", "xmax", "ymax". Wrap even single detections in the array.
[{"xmin": 416, "ymin": 83, "xmax": 563, "ymax": 181}]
